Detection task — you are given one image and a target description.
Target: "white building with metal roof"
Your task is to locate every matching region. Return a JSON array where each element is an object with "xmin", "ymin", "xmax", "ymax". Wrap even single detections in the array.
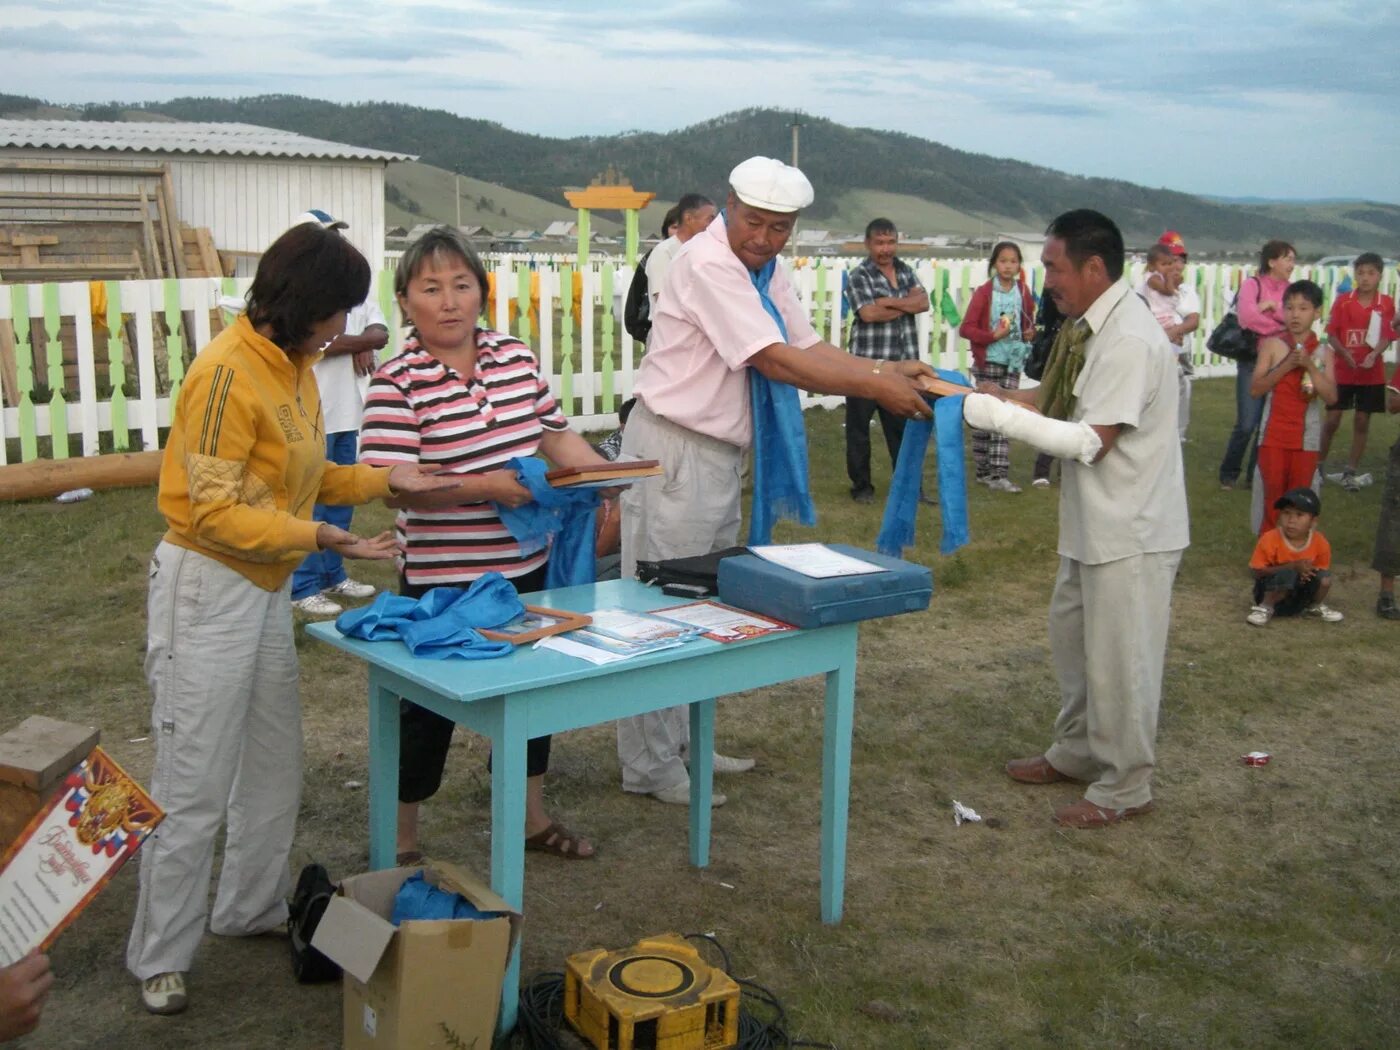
[{"xmin": 0, "ymin": 119, "xmax": 415, "ymax": 272}]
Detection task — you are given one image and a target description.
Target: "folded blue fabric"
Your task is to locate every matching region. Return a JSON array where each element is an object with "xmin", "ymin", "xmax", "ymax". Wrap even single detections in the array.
[
  {"xmin": 876, "ymin": 368, "xmax": 971, "ymax": 558},
  {"xmin": 746, "ymin": 259, "xmax": 816, "ymax": 545},
  {"xmin": 334, "ymin": 574, "xmax": 521, "ymax": 659},
  {"xmin": 390, "ymin": 871, "xmax": 504, "ymax": 925},
  {"xmin": 494, "ymin": 457, "xmax": 599, "ymax": 588}
]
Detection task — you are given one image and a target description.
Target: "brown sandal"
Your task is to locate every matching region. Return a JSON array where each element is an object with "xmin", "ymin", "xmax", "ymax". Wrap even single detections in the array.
[
  {"xmin": 395, "ymin": 849, "xmax": 424, "ymax": 866},
  {"xmin": 525, "ymin": 822, "xmax": 595, "ymax": 860}
]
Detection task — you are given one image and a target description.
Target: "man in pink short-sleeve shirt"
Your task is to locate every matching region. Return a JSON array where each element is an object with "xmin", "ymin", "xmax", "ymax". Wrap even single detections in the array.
[{"xmin": 616, "ymin": 156, "xmax": 933, "ymax": 804}]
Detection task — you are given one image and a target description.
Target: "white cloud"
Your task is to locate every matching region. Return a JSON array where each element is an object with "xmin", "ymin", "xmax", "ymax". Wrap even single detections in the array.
[{"xmin": 3, "ymin": 0, "xmax": 1398, "ymax": 202}]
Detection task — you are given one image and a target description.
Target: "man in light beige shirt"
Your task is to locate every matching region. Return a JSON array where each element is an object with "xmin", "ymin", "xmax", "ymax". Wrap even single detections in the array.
[{"xmin": 987, "ymin": 209, "xmax": 1189, "ymax": 828}]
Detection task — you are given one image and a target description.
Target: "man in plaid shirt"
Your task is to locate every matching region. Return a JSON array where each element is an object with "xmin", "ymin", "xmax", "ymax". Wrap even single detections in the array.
[{"xmin": 844, "ymin": 218, "xmax": 930, "ymax": 502}]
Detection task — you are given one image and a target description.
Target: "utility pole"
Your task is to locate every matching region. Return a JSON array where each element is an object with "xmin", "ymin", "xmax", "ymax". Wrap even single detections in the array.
[
  {"xmin": 455, "ymin": 173, "xmax": 461, "ymax": 228},
  {"xmin": 788, "ymin": 113, "xmax": 804, "ymax": 169},
  {"xmin": 788, "ymin": 114, "xmax": 805, "ymax": 259}
]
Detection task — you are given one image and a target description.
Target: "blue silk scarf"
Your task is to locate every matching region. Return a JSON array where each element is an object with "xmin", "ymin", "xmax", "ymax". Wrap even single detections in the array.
[
  {"xmin": 334, "ymin": 574, "xmax": 520, "ymax": 659},
  {"xmin": 876, "ymin": 368, "xmax": 971, "ymax": 558},
  {"xmin": 494, "ymin": 456, "xmax": 600, "ymax": 588},
  {"xmin": 746, "ymin": 258, "xmax": 816, "ymax": 544}
]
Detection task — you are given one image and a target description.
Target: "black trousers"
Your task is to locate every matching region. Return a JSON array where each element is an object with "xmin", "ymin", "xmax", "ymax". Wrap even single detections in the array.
[
  {"xmin": 845, "ymin": 396, "xmax": 906, "ymax": 494},
  {"xmin": 398, "ymin": 565, "xmax": 551, "ymax": 804}
]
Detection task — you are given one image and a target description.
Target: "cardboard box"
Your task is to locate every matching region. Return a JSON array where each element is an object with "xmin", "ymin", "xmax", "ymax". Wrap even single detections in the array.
[
  {"xmin": 0, "ymin": 716, "xmax": 100, "ymax": 847},
  {"xmin": 312, "ymin": 862, "xmax": 522, "ymax": 1050}
]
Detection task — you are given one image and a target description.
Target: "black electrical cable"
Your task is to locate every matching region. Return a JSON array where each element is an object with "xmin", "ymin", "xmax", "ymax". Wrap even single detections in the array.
[{"xmin": 513, "ymin": 934, "xmax": 836, "ymax": 1050}]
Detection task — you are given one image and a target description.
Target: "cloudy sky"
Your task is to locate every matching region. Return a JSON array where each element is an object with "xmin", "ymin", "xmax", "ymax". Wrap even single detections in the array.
[{"xmin": 5, "ymin": 0, "xmax": 1398, "ymax": 204}]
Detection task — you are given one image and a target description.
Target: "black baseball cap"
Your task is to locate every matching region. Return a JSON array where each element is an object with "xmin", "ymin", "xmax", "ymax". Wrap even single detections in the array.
[{"xmin": 1274, "ymin": 487, "xmax": 1321, "ymax": 516}]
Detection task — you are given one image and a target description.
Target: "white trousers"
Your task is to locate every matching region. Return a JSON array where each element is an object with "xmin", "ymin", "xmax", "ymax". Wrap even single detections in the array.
[
  {"xmin": 127, "ymin": 541, "xmax": 303, "ymax": 979},
  {"xmin": 1044, "ymin": 550, "xmax": 1182, "ymax": 811},
  {"xmin": 617, "ymin": 403, "xmax": 742, "ymax": 793},
  {"xmin": 1178, "ymin": 364, "xmax": 1192, "ymax": 442}
]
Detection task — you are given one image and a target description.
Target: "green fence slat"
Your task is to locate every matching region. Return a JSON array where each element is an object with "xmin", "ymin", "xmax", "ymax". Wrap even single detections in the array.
[
  {"xmin": 10, "ymin": 285, "xmax": 38, "ymax": 461},
  {"xmin": 378, "ymin": 268, "xmax": 397, "ymax": 360},
  {"xmin": 558, "ymin": 264, "xmax": 574, "ymax": 416},
  {"xmin": 105, "ymin": 280, "xmax": 129, "ymax": 450},
  {"xmin": 599, "ymin": 263, "xmax": 615, "ymax": 410},
  {"xmin": 814, "ymin": 263, "xmax": 829, "ymax": 347},
  {"xmin": 42, "ymin": 283, "xmax": 68, "ymax": 459},
  {"xmin": 163, "ymin": 279, "xmax": 185, "ymax": 401},
  {"xmin": 515, "ymin": 266, "xmax": 531, "ymax": 344}
]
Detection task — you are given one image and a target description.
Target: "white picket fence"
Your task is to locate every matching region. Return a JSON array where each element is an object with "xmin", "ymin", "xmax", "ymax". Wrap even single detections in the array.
[{"xmin": 1, "ymin": 257, "xmax": 1394, "ymax": 464}]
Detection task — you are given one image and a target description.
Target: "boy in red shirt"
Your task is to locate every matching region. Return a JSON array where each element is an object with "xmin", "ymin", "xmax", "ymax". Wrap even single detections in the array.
[
  {"xmin": 1248, "ymin": 487, "xmax": 1342, "ymax": 625},
  {"xmin": 1322, "ymin": 253, "xmax": 1395, "ymax": 489},
  {"xmin": 1249, "ymin": 280, "xmax": 1337, "ymax": 534}
]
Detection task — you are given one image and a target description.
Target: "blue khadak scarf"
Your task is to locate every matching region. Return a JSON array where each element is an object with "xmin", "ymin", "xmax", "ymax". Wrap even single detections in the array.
[
  {"xmin": 875, "ymin": 368, "xmax": 971, "ymax": 558},
  {"xmin": 746, "ymin": 257, "xmax": 817, "ymax": 544}
]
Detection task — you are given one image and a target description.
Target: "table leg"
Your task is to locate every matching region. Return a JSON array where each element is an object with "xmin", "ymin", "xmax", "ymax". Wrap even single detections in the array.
[
  {"xmin": 367, "ymin": 677, "xmax": 399, "ymax": 872},
  {"xmin": 688, "ymin": 698, "xmax": 716, "ymax": 867},
  {"xmin": 820, "ymin": 641, "xmax": 856, "ymax": 924},
  {"xmin": 490, "ymin": 699, "xmax": 527, "ymax": 1037}
]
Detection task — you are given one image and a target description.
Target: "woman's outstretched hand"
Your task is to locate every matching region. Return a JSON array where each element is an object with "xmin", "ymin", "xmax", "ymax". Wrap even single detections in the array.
[
  {"xmin": 387, "ymin": 464, "xmax": 459, "ymax": 496},
  {"xmin": 316, "ymin": 525, "xmax": 401, "ymax": 561}
]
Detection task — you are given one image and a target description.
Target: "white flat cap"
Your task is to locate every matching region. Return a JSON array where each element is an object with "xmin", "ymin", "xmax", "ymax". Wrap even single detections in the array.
[{"xmin": 729, "ymin": 156, "xmax": 814, "ymax": 213}]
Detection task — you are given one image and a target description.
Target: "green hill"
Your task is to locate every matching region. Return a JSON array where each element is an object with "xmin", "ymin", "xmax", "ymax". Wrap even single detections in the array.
[{"xmin": 4, "ymin": 94, "xmax": 1398, "ymax": 255}]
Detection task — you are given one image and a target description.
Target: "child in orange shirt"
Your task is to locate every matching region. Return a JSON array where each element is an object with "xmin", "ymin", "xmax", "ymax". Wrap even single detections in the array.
[{"xmin": 1247, "ymin": 487, "xmax": 1343, "ymax": 626}]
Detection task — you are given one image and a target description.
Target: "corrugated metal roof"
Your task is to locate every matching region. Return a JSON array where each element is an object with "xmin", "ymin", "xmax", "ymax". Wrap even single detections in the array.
[{"xmin": 0, "ymin": 120, "xmax": 415, "ymax": 162}]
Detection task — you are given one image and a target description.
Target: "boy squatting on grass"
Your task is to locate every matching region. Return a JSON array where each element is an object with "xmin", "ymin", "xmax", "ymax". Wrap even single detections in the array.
[{"xmin": 1247, "ymin": 486, "xmax": 1343, "ymax": 626}]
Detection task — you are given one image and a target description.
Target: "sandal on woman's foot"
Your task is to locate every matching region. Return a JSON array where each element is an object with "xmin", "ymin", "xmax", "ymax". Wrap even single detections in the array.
[
  {"xmin": 395, "ymin": 849, "xmax": 424, "ymax": 866},
  {"xmin": 525, "ymin": 822, "xmax": 595, "ymax": 860}
]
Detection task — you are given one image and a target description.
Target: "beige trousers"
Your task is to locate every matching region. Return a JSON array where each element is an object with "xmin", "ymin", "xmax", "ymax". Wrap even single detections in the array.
[
  {"xmin": 616, "ymin": 402, "xmax": 742, "ymax": 793},
  {"xmin": 1044, "ymin": 550, "xmax": 1183, "ymax": 811},
  {"xmin": 127, "ymin": 541, "xmax": 303, "ymax": 979}
]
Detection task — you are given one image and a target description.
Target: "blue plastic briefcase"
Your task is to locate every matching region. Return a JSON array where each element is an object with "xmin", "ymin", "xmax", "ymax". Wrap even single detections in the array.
[{"xmin": 716, "ymin": 544, "xmax": 931, "ymax": 629}]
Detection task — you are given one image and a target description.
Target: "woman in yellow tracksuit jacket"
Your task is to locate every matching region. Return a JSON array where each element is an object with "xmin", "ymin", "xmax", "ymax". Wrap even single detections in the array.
[{"xmin": 126, "ymin": 224, "xmax": 450, "ymax": 1016}]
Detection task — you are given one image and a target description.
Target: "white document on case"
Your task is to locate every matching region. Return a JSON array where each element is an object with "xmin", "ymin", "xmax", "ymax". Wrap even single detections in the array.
[{"xmin": 747, "ymin": 544, "xmax": 884, "ymax": 579}]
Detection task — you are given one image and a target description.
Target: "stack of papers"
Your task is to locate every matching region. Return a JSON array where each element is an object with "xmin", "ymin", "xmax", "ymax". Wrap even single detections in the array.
[
  {"xmin": 536, "ymin": 608, "xmax": 698, "ymax": 665},
  {"xmin": 748, "ymin": 544, "xmax": 884, "ymax": 579}
]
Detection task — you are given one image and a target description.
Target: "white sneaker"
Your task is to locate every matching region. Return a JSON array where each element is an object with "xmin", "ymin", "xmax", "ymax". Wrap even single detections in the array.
[
  {"xmin": 987, "ymin": 477, "xmax": 1022, "ymax": 493},
  {"xmin": 650, "ymin": 782, "xmax": 726, "ymax": 806},
  {"xmin": 1303, "ymin": 603, "xmax": 1344, "ymax": 623},
  {"xmin": 710, "ymin": 752, "xmax": 756, "ymax": 775},
  {"xmin": 326, "ymin": 578, "xmax": 376, "ymax": 599},
  {"xmin": 292, "ymin": 593, "xmax": 343, "ymax": 616},
  {"xmin": 1246, "ymin": 605, "xmax": 1273, "ymax": 627},
  {"xmin": 141, "ymin": 972, "xmax": 188, "ymax": 1015},
  {"xmin": 1032, "ymin": 477, "xmax": 1051, "ymax": 488}
]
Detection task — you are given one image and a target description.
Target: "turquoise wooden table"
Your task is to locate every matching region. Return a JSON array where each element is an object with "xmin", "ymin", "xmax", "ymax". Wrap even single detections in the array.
[{"xmin": 306, "ymin": 578, "xmax": 859, "ymax": 1035}]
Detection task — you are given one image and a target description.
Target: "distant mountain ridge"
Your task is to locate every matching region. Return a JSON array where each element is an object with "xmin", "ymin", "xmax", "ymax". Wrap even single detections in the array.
[{"xmin": 3, "ymin": 93, "xmax": 1398, "ymax": 254}]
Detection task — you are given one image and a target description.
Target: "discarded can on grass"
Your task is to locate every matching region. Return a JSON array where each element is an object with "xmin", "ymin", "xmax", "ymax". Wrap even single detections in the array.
[{"xmin": 1242, "ymin": 751, "xmax": 1271, "ymax": 766}]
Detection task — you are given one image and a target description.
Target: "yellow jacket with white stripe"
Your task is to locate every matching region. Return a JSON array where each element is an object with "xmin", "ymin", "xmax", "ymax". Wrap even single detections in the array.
[{"xmin": 158, "ymin": 314, "xmax": 391, "ymax": 590}]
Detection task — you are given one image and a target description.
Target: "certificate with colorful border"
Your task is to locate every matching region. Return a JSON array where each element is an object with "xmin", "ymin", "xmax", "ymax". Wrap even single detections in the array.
[{"xmin": 0, "ymin": 746, "xmax": 163, "ymax": 964}]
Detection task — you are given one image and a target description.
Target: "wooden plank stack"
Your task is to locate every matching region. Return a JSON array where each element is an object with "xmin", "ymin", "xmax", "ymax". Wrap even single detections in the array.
[{"xmin": 0, "ymin": 161, "xmax": 229, "ymax": 281}]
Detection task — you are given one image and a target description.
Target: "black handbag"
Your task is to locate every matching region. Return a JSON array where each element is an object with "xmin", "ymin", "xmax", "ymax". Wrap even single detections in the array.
[
  {"xmin": 1207, "ymin": 278, "xmax": 1260, "ymax": 363},
  {"xmin": 1206, "ymin": 312, "xmax": 1259, "ymax": 363},
  {"xmin": 288, "ymin": 862, "xmax": 341, "ymax": 983}
]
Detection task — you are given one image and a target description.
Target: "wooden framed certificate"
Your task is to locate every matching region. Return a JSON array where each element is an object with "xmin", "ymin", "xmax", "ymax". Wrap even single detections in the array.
[
  {"xmin": 478, "ymin": 606, "xmax": 592, "ymax": 645},
  {"xmin": 0, "ymin": 746, "xmax": 163, "ymax": 963}
]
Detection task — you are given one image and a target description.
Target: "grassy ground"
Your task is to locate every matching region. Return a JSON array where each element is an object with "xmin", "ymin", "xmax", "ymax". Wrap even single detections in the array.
[{"xmin": 2, "ymin": 377, "xmax": 1398, "ymax": 1049}]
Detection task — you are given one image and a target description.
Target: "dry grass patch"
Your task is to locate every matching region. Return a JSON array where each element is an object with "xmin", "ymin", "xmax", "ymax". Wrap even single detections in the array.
[{"xmin": 0, "ymin": 377, "xmax": 1396, "ymax": 1048}]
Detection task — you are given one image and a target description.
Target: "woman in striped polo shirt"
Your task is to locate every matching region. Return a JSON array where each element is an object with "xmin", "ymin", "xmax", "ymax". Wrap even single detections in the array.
[{"xmin": 361, "ymin": 226, "xmax": 615, "ymax": 861}]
